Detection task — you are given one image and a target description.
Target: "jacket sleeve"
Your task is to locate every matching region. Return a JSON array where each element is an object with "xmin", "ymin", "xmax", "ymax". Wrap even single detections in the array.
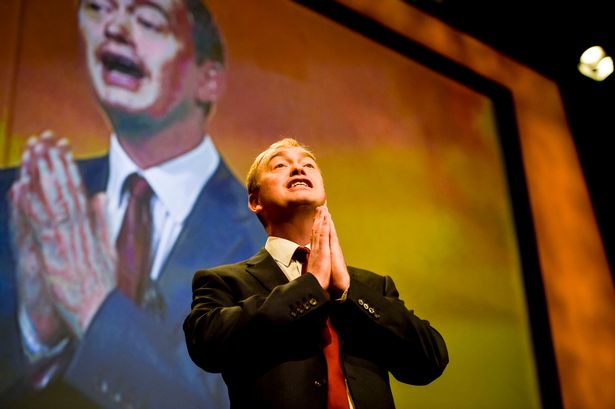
[
  {"xmin": 337, "ymin": 269, "xmax": 448, "ymax": 385},
  {"xmin": 183, "ymin": 268, "xmax": 331, "ymax": 375},
  {"xmin": 59, "ymin": 289, "xmax": 230, "ymax": 409}
]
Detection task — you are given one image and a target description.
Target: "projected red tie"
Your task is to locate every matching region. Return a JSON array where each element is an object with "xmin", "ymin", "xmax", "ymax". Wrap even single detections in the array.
[
  {"xmin": 293, "ymin": 246, "xmax": 350, "ymax": 409},
  {"xmin": 116, "ymin": 173, "xmax": 153, "ymax": 302}
]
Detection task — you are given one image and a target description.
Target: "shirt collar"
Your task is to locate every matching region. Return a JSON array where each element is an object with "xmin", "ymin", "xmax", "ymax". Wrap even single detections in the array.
[
  {"xmin": 265, "ymin": 236, "xmax": 310, "ymax": 267},
  {"xmin": 107, "ymin": 133, "xmax": 220, "ymax": 224}
]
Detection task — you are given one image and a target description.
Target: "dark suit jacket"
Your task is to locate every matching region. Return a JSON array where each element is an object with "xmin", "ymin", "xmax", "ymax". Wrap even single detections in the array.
[
  {"xmin": 184, "ymin": 248, "xmax": 449, "ymax": 409},
  {"xmin": 0, "ymin": 155, "xmax": 267, "ymax": 409}
]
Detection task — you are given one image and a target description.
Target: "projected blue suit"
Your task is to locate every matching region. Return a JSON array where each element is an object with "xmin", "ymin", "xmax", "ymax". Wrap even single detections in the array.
[{"xmin": 0, "ymin": 155, "xmax": 266, "ymax": 409}]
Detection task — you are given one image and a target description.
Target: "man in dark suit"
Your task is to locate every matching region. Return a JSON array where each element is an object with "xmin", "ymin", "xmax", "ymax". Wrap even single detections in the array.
[
  {"xmin": 0, "ymin": 0, "xmax": 265, "ymax": 408},
  {"xmin": 184, "ymin": 138, "xmax": 449, "ymax": 408}
]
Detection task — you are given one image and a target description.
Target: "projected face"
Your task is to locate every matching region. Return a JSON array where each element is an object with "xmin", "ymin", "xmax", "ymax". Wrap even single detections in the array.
[{"xmin": 78, "ymin": 0, "xmax": 201, "ymax": 118}]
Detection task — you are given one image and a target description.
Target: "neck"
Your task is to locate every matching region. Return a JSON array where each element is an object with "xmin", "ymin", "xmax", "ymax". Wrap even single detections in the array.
[
  {"xmin": 266, "ymin": 207, "xmax": 316, "ymax": 245},
  {"xmin": 109, "ymin": 103, "xmax": 207, "ymax": 169}
]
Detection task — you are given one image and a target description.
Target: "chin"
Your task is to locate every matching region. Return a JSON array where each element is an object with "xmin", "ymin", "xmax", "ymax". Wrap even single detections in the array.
[
  {"xmin": 98, "ymin": 89, "xmax": 154, "ymax": 114},
  {"xmin": 289, "ymin": 198, "xmax": 324, "ymax": 208},
  {"xmin": 92, "ymin": 75, "xmax": 156, "ymax": 113}
]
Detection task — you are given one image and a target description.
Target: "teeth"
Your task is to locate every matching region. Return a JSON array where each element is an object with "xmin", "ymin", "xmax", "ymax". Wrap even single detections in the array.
[
  {"xmin": 291, "ymin": 181, "xmax": 308, "ymax": 188},
  {"xmin": 101, "ymin": 53, "xmax": 145, "ymax": 78}
]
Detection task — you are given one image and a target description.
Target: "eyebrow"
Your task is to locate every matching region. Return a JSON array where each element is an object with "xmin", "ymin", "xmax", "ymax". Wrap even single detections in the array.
[{"xmin": 265, "ymin": 151, "xmax": 316, "ymax": 167}]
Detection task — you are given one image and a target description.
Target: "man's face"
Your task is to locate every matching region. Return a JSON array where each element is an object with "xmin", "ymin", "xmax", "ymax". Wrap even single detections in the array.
[
  {"xmin": 250, "ymin": 147, "xmax": 326, "ymax": 218},
  {"xmin": 78, "ymin": 0, "xmax": 206, "ymax": 117}
]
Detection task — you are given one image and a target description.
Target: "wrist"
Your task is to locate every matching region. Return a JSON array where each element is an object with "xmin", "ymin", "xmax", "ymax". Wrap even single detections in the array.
[
  {"xmin": 19, "ymin": 304, "xmax": 70, "ymax": 364},
  {"xmin": 329, "ymin": 281, "xmax": 349, "ymax": 301},
  {"xmin": 74, "ymin": 286, "xmax": 111, "ymax": 337},
  {"xmin": 333, "ymin": 285, "xmax": 349, "ymax": 303}
]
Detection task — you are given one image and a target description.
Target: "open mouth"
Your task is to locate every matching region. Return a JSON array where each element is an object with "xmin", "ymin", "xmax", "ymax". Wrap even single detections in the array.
[
  {"xmin": 100, "ymin": 51, "xmax": 145, "ymax": 79},
  {"xmin": 287, "ymin": 179, "xmax": 312, "ymax": 189}
]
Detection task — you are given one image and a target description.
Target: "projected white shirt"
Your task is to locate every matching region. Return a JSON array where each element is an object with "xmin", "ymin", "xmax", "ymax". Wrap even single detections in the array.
[{"xmin": 106, "ymin": 134, "xmax": 220, "ymax": 280}]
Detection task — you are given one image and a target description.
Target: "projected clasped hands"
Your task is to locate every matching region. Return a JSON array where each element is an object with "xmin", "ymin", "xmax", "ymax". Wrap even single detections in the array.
[{"xmin": 10, "ymin": 131, "xmax": 116, "ymax": 343}]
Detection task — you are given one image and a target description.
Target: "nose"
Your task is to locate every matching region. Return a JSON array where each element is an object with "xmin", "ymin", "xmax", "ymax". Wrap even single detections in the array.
[
  {"xmin": 104, "ymin": 10, "xmax": 132, "ymax": 44},
  {"xmin": 290, "ymin": 162, "xmax": 306, "ymax": 176}
]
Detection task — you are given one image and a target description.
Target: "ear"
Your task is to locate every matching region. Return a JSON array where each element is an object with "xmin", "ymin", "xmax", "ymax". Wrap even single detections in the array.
[
  {"xmin": 248, "ymin": 191, "xmax": 262, "ymax": 215},
  {"xmin": 196, "ymin": 61, "xmax": 225, "ymax": 104}
]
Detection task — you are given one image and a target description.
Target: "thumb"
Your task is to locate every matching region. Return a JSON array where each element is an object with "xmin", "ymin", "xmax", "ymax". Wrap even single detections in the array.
[{"xmin": 91, "ymin": 193, "xmax": 114, "ymax": 251}]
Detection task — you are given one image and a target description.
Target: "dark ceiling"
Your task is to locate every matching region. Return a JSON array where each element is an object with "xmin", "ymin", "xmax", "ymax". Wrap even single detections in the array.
[
  {"xmin": 406, "ymin": 0, "xmax": 613, "ymax": 81},
  {"xmin": 404, "ymin": 0, "xmax": 615, "ymax": 269}
]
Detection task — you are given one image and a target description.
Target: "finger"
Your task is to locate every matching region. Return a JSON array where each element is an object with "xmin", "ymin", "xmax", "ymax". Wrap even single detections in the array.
[
  {"xmin": 26, "ymin": 184, "xmax": 51, "ymax": 227},
  {"xmin": 8, "ymin": 182, "xmax": 32, "ymax": 245},
  {"xmin": 55, "ymin": 140, "xmax": 93, "ymax": 274},
  {"xmin": 313, "ymin": 207, "xmax": 330, "ymax": 255},
  {"xmin": 310, "ymin": 207, "xmax": 324, "ymax": 249},
  {"xmin": 61, "ymin": 142, "xmax": 87, "ymax": 217},
  {"xmin": 30, "ymin": 135, "xmax": 86, "ymax": 278},
  {"xmin": 315, "ymin": 212, "xmax": 331, "ymax": 261},
  {"xmin": 74, "ymin": 213, "xmax": 96, "ymax": 281},
  {"xmin": 38, "ymin": 129, "xmax": 59, "ymax": 161},
  {"xmin": 31, "ymin": 140, "xmax": 58, "ymax": 227},
  {"xmin": 82, "ymin": 193, "xmax": 113, "ymax": 286},
  {"xmin": 9, "ymin": 188, "xmax": 40, "ymax": 279},
  {"xmin": 24, "ymin": 136, "xmax": 40, "ymax": 186},
  {"xmin": 39, "ymin": 129, "xmax": 57, "ymax": 144},
  {"xmin": 8, "ymin": 177, "xmax": 26, "ymax": 211},
  {"xmin": 91, "ymin": 193, "xmax": 117, "ymax": 286},
  {"xmin": 9, "ymin": 144, "xmax": 35, "ymax": 213},
  {"xmin": 18, "ymin": 147, "xmax": 31, "ymax": 180},
  {"xmin": 9, "ymin": 149, "xmax": 35, "ymax": 231},
  {"xmin": 320, "ymin": 211, "xmax": 330, "ymax": 243},
  {"xmin": 48, "ymin": 142, "xmax": 76, "ymax": 220},
  {"xmin": 329, "ymin": 216, "xmax": 345, "ymax": 266},
  {"xmin": 91, "ymin": 193, "xmax": 110, "ymax": 246},
  {"xmin": 31, "ymin": 136, "xmax": 83, "ymax": 232},
  {"xmin": 329, "ymin": 213, "xmax": 340, "ymax": 246}
]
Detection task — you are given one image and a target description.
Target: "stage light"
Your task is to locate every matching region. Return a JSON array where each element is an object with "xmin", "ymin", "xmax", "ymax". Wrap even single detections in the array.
[{"xmin": 578, "ymin": 45, "xmax": 613, "ymax": 81}]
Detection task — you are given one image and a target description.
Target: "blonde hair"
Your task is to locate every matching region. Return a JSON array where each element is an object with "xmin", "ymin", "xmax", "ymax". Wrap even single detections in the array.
[{"xmin": 246, "ymin": 138, "xmax": 315, "ymax": 195}]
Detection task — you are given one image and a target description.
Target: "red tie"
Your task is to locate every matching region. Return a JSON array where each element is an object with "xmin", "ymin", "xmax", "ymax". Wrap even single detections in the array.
[
  {"xmin": 116, "ymin": 173, "xmax": 153, "ymax": 301},
  {"xmin": 293, "ymin": 246, "xmax": 350, "ymax": 409}
]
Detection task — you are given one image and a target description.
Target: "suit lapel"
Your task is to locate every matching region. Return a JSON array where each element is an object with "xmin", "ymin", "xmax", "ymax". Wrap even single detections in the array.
[
  {"xmin": 245, "ymin": 248, "xmax": 289, "ymax": 292},
  {"xmin": 78, "ymin": 156, "xmax": 266, "ymax": 317},
  {"xmin": 157, "ymin": 160, "xmax": 265, "ymax": 296},
  {"xmin": 79, "ymin": 155, "xmax": 110, "ymax": 196}
]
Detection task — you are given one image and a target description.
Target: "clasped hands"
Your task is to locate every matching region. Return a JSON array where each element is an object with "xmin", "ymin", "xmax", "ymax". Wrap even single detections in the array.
[
  {"xmin": 9, "ymin": 131, "xmax": 116, "ymax": 343},
  {"xmin": 307, "ymin": 206, "xmax": 350, "ymax": 299}
]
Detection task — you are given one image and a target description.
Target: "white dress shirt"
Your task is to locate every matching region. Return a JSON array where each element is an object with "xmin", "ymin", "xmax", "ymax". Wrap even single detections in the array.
[
  {"xmin": 106, "ymin": 134, "xmax": 220, "ymax": 280},
  {"xmin": 265, "ymin": 236, "xmax": 309, "ymax": 282}
]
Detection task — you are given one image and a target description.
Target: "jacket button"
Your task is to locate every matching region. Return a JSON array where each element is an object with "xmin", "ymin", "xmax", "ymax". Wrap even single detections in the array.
[
  {"xmin": 363, "ymin": 303, "xmax": 369, "ymax": 310},
  {"xmin": 374, "ymin": 313, "xmax": 381, "ymax": 319},
  {"xmin": 98, "ymin": 379, "xmax": 109, "ymax": 393},
  {"xmin": 358, "ymin": 299, "xmax": 364, "ymax": 306},
  {"xmin": 314, "ymin": 380, "xmax": 323, "ymax": 388},
  {"xmin": 309, "ymin": 298, "xmax": 318, "ymax": 306},
  {"xmin": 113, "ymin": 392, "xmax": 122, "ymax": 403},
  {"xmin": 368, "ymin": 307, "xmax": 375, "ymax": 314},
  {"xmin": 290, "ymin": 311, "xmax": 297, "ymax": 318}
]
